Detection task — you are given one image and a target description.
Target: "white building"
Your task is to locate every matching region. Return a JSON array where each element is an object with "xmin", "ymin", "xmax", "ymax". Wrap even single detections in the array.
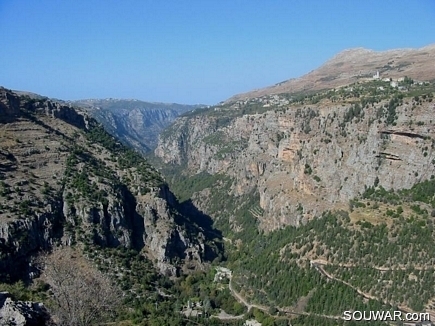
[{"xmin": 214, "ymin": 267, "xmax": 232, "ymax": 282}]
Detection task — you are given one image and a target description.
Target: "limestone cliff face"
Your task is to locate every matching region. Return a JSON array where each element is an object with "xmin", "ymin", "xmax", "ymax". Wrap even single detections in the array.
[
  {"xmin": 0, "ymin": 87, "xmax": 21, "ymax": 121},
  {"xmin": 0, "ymin": 87, "xmax": 218, "ymax": 280},
  {"xmin": 156, "ymin": 86, "xmax": 435, "ymax": 231}
]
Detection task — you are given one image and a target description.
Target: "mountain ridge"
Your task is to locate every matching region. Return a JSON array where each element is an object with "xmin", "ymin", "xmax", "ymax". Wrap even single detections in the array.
[{"xmin": 226, "ymin": 43, "xmax": 435, "ymax": 102}]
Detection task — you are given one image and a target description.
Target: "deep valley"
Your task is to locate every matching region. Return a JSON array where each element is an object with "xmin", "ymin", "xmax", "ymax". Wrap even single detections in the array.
[{"xmin": 2, "ymin": 44, "xmax": 435, "ymax": 326}]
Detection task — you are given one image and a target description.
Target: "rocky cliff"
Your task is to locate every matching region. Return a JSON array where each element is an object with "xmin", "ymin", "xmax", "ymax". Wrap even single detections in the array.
[
  {"xmin": 156, "ymin": 77, "xmax": 435, "ymax": 231},
  {"xmin": 0, "ymin": 87, "xmax": 220, "ymax": 281},
  {"xmin": 0, "ymin": 292, "xmax": 51, "ymax": 326}
]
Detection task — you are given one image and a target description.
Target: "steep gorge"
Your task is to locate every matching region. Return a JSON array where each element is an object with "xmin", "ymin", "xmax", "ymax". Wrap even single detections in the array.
[{"xmin": 71, "ymin": 98, "xmax": 204, "ymax": 153}]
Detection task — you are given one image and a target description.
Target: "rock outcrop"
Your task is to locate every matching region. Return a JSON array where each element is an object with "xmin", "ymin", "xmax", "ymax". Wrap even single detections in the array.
[{"xmin": 0, "ymin": 292, "xmax": 51, "ymax": 326}]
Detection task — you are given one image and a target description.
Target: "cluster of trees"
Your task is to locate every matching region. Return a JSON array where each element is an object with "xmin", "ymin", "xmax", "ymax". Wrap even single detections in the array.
[
  {"xmin": 85, "ymin": 123, "xmax": 164, "ymax": 188},
  {"xmin": 384, "ymin": 95, "xmax": 401, "ymax": 125},
  {"xmin": 167, "ymin": 171, "xmax": 230, "ymax": 203},
  {"xmin": 306, "ymin": 282, "xmax": 390, "ymax": 315},
  {"xmin": 174, "ymin": 272, "xmax": 242, "ymax": 314}
]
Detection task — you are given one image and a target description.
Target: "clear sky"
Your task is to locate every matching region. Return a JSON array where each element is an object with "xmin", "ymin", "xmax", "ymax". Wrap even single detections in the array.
[{"xmin": 1, "ymin": 1, "xmax": 434, "ymax": 105}]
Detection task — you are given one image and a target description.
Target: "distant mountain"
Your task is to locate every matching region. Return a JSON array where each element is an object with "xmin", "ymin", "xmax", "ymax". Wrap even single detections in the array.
[
  {"xmin": 71, "ymin": 99, "xmax": 205, "ymax": 152},
  {"xmin": 227, "ymin": 43, "xmax": 435, "ymax": 102}
]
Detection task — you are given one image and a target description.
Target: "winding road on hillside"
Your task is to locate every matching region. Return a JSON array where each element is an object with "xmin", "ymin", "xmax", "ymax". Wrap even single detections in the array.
[
  {"xmin": 310, "ymin": 258, "xmax": 435, "ymax": 323},
  {"xmin": 226, "ymin": 272, "xmax": 341, "ymax": 321},
  {"xmin": 228, "ymin": 277, "xmax": 268, "ymax": 313},
  {"xmin": 309, "ymin": 260, "xmax": 430, "ymax": 318},
  {"xmin": 225, "ymin": 262, "xmax": 434, "ymax": 324}
]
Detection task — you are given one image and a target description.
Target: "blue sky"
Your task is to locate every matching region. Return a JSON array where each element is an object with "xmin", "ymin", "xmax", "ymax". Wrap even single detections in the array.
[{"xmin": 1, "ymin": 1, "xmax": 434, "ymax": 104}]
